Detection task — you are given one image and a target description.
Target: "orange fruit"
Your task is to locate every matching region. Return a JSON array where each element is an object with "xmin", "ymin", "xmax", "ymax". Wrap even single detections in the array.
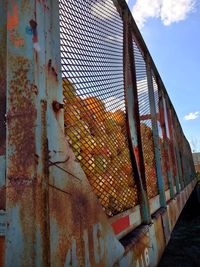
[
  {"xmin": 90, "ymin": 121, "xmax": 106, "ymax": 137},
  {"xmin": 112, "ymin": 110, "xmax": 126, "ymax": 127},
  {"xmin": 94, "ymin": 155, "xmax": 109, "ymax": 174},
  {"xmin": 64, "ymin": 104, "xmax": 80, "ymax": 126},
  {"xmin": 76, "ymin": 120, "xmax": 90, "ymax": 137},
  {"xmin": 65, "ymin": 126, "xmax": 81, "ymax": 144},
  {"xmin": 104, "ymin": 118, "xmax": 117, "ymax": 133},
  {"xmin": 63, "ymin": 78, "xmax": 76, "ymax": 103},
  {"xmin": 121, "ymin": 162, "xmax": 133, "ymax": 175},
  {"xmin": 80, "ymin": 134, "xmax": 96, "ymax": 154},
  {"xmin": 80, "ymin": 153, "xmax": 95, "ymax": 176},
  {"xmin": 71, "ymin": 142, "xmax": 81, "ymax": 159},
  {"xmin": 84, "ymin": 97, "xmax": 106, "ymax": 122}
]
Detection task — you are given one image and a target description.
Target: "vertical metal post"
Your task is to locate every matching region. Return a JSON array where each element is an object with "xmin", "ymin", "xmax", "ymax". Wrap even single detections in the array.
[
  {"xmin": 173, "ymin": 145, "xmax": 181, "ymax": 193},
  {"xmin": 4, "ymin": 1, "xmax": 61, "ymax": 265},
  {"xmin": 123, "ymin": 10, "xmax": 151, "ymax": 224},
  {"xmin": 158, "ymin": 90, "xmax": 175, "ymax": 199},
  {"xmin": 0, "ymin": 2, "xmax": 7, "ymax": 265},
  {"xmin": 145, "ymin": 59, "xmax": 166, "ymax": 208},
  {"xmin": 168, "ymin": 108, "xmax": 180, "ymax": 194},
  {"xmin": 176, "ymin": 147, "xmax": 184, "ymax": 190}
]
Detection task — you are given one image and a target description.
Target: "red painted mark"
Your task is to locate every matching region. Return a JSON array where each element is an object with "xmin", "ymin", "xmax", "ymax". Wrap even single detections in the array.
[
  {"xmin": 134, "ymin": 146, "xmax": 140, "ymax": 168},
  {"xmin": 7, "ymin": 3, "xmax": 19, "ymax": 30},
  {"xmin": 112, "ymin": 215, "xmax": 130, "ymax": 235}
]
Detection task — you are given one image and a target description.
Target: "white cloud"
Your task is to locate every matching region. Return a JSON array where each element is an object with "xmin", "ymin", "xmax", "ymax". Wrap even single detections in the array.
[
  {"xmin": 132, "ymin": 0, "xmax": 196, "ymax": 29},
  {"xmin": 184, "ymin": 111, "xmax": 199, "ymax": 120}
]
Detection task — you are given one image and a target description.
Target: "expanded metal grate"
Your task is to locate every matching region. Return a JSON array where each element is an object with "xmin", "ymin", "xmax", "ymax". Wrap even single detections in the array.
[
  {"xmin": 152, "ymin": 77, "xmax": 169, "ymax": 190},
  {"xmin": 59, "ymin": 0, "xmax": 138, "ymax": 216},
  {"xmin": 133, "ymin": 40, "xmax": 158, "ymax": 199},
  {"xmin": 165, "ymin": 100, "xmax": 177, "ymax": 192}
]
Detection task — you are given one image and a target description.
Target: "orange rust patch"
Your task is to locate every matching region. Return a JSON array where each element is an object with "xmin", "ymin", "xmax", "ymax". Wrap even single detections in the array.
[
  {"xmin": 7, "ymin": 56, "xmax": 37, "ymax": 192},
  {"xmin": 7, "ymin": 3, "xmax": 19, "ymax": 30},
  {"xmin": 47, "ymin": 59, "xmax": 58, "ymax": 81},
  {"xmin": 153, "ymin": 216, "xmax": 165, "ymax": 260},
  {"xmin": 9, "ymin": 31, "xmax": 24, "ymax": 47}
]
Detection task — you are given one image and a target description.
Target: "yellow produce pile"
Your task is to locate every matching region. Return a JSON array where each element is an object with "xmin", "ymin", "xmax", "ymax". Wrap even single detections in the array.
[
  {"xmin": 63, "ymin": 78, "xmax": 138, "ymax": 215},
  {"xmin": 140, "ymin": 123, "xmax": 158, "ymax": 198}
]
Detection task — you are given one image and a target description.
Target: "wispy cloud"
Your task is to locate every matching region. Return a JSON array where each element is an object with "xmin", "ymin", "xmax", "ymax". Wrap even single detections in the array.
[
  {"xmin": 184, "ymin": 111, "xmax": 199, "ymax": 120},
  {"xmin": 132, "ymin": 0, "xmax": 196, "ymax": 29}
]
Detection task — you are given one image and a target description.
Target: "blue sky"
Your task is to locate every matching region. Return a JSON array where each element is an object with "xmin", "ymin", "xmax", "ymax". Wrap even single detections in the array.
[{"xmin": 126, "ymin": 0, "xmax": 200, "ymax": 152}]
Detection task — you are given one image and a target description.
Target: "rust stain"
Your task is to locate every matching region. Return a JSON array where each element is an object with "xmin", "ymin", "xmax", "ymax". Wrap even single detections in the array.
[
  {"xmin": 8, "ymin": 176, "xmax": 35, "ymax": 192},
  {"xmin": 52, "ymin": 101, "xmax": 64, "ymax": 113},
  {"xmin": 7, "ymin": 3, "xmax": 19, "ymax": 31},
  {"xmin": 9, "ymin": 30, "xmax": 24, "ymax": 47},
  {"xmin": 7, "ymin": 56, "xmax": 37, "ymax": 195},
  {"xmin": 153, "ymin": 216, "xmax": 165, "ymax": 260},
  {"xmin": 0, "ymin": 237, "xmax": 5, "ymax": 267},
  {"xmin": 0, "ymin": 186, "xmax": 5, "ymax": 210},
  {"xmin": 37, "ymin": 0, "xmax": 50, "ymax": 10},
  {"xmin": 29, "ymin": 19, "xmax": 38, "ymax": 43},
  {"xmin": 47, "ymin": 59, "xmax": 58, "ymax": 81}
]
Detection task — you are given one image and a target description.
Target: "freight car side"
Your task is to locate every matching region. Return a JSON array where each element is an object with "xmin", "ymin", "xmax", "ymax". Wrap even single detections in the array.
[{"xmin": 0, "ymin": 0, "xmax": 196, "ymax": 267}]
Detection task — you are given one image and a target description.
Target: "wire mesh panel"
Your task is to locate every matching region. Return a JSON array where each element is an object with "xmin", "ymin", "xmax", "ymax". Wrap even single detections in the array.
[
  {"xmin": 59, "ymin": 0, "xmax": 138, "ymax": 216},
  {"xmin": 133, "ymin": 40, "xmax": 158, "ymax": 199},
  {"xmin": 152, "ymin": 77, "xmax": 169, "ymax": 191},
  {"xmin": 173, "ymin": 117, "xmax": 184, "ymax": 188},
  {"xmin": 162, "ymin": 96, "xmax": 176, "ymax": 191},
  {"xmin": 166, "ymin": 104, "xmax": 179, "ymax": 192}
]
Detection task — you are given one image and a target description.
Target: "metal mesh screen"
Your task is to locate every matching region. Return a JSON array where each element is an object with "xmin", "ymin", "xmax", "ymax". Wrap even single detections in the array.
[
  {"xmin": 162, "ymin": 96, "xmax": 176, "ymax": 190},
  {"xmin": 152, "ymin": 77, "xmax": 169, "ymax": 190},
  {"xmin": 133, "ymin": 40, "xmax": 158, "ymax": 199},
  {"xmin": 166, "ymin": 106, "xmax": 178, "ymax": 192},
  {"xmin": 59, "ymin": 0, "xmax": 138, "ymax": 216}
]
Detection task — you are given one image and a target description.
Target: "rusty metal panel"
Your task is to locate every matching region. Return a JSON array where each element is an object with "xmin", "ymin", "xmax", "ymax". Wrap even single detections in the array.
[
  {"xmin": 0, "ymin": 2, "xmax": 7, "ymax": 265},
  {"xmin": 151, "ymin": 212, "xmax": 166, "ymax": 263},
  {"xmin": 5, "ymin": 0, "xmax": 56, "ymax": 266},
  {"xmin": 116, "ymin": 217, "xmax": 166, "ymax": 267},
  {"xmin": 161, "ymin": 209, "xmax": 171, "ymax": 244},
  {"xmin": 0, "ymin": 1, "xmax": 6, "ymax": 158},
  {"xmin": 149, "ymin": 195, "xmax": 161, "ymax": 215}
]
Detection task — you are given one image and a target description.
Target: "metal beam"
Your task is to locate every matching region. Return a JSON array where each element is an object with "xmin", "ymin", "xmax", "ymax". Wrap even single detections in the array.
[
  {"xmin": 146, "ymin": 59, "xmax": 166, "ymax": 208},
  {"xmin": 123, "ymin": 10, "xmax": 151, "ymax": 224}
]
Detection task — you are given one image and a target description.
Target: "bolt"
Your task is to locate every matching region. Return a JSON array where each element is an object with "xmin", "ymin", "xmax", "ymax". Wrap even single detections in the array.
[{"xmin": 52, "ymin": 101, "xmax": 64, "ymax": 112}]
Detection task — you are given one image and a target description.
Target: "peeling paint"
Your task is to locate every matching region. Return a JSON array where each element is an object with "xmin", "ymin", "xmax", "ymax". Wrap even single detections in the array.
[{"xmin": 7, "ymin": 3, "xmax": 19, "ymax": 31}]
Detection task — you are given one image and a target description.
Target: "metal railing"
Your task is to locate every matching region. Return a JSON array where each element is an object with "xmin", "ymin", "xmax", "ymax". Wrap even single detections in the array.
[{"xmin": 59, "ymin": 0, "xmax": 195, "ymax": 221}]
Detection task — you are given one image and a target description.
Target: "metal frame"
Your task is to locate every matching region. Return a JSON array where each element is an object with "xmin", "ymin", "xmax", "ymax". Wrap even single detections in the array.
[
  {"xmin": 0, "ymin": 0, "xmax": 196, "ymax": 266},
  {"xmin": 123, "ymin": 8, "xmax": 151, "ymax": 224}
]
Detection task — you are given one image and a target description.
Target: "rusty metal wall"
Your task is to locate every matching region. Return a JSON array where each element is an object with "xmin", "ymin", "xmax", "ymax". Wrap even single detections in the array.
[{"xmin": 0, "ymin": 0, "xmax": 196, "ymax": 267}]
